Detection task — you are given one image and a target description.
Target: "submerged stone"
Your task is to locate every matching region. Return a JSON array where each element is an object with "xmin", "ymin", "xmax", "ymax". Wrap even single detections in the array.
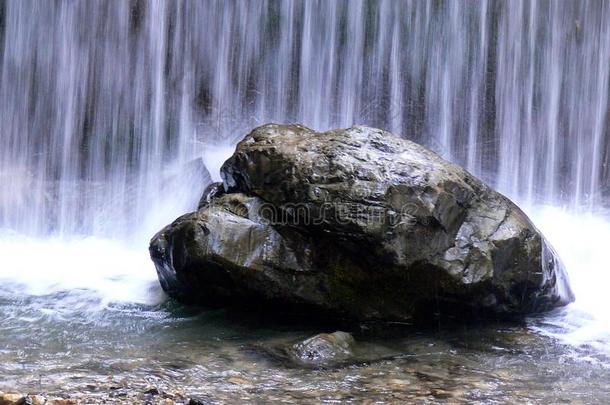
[
  {"xmin": 252, "ymin": 331, "xmax": 359, "ymax": 368},
  {"xmin": 292, "ymin": 332, "xmax": 356, "ymax": 366},
  {"xmin": 150, "ymin": 124, "xmax": 574, "ymax": 322}
]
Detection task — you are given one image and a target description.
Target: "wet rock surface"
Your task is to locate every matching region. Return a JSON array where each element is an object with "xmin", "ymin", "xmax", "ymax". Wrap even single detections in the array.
[
  {"xmin": 0, "ymin": 393, "xmax": 25, "ymax": 405},
  {"xmin": 292, "ymin": 331, "xmax": 355, "ymax": 366},
  {"xmin": 151, "ymin": 124, "xmax": 574, "ymax": 321},
  {"xmin": 258, "ymin": 331, "xmax": 360, "ymax": 368}
]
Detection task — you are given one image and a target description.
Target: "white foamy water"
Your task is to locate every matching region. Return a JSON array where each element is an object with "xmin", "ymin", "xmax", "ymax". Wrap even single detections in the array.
[
  {"xmin": 528, "ymin": 206, "xmax": 610, "ymax": 355},
  {"xmin": 202, "ymin": 144, "xmax": 239, "ymax": 183},
  {"xmin": 0, "ymin": 144, "xmax": 235, "ymax": 316},
  {"xmin": 0, "ymin": 234, "xmax": 165, "ymax": 308}
]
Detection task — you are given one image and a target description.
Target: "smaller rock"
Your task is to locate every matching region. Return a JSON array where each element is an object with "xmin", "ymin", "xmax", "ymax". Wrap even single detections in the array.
[
  {"xmin": 143, "ymin": 386, "xmax": 159, "ymax": 396},
  {"xmin": 46, "ymin": 399, "xmax": 76, "ymax": 405},
  {"xmin": 27, "ymin": 396, "xmax": 47, "ymax": 405},
  {"xmin": 389, "ymin": 378, "xmax": 411, "ymax": 387},
  {"xmin": 292, "ymin": 331, "xmax": 355, "ymax": 366},
  {"xmin": 227, "ymin": 377, "xmax": 254, "ymax": 388},
  {"xmin": 0, "ymin": 393, "xmax": 26, "ymax": 405}
]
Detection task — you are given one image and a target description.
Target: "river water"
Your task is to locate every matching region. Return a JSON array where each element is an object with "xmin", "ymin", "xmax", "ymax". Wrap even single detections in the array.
[
  {"xmin": 1, "ymin": 206, "xmax": 610, "ymax": 403},
  {"xmin": 1, "ymin": 1, "xmax": 609, "ymax": 403}
]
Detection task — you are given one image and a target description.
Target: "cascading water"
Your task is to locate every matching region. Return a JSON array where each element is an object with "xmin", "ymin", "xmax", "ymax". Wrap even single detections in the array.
[
  {"xmin": 1, "ymin": 0, "xmax": 610, "ymax": 400},
  {"xmin": 2, "ymin": 0, "xmax": 608, "ymax": 237}
]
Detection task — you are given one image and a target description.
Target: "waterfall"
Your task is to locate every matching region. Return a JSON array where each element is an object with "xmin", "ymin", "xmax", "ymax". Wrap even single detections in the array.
[
  {"xmin": 2, "ymin": 0, "xmax": 610, "ymax": 378},
  {"xmin": 0, "ymin": 0, "xmax": 608, "ymax": 238}
]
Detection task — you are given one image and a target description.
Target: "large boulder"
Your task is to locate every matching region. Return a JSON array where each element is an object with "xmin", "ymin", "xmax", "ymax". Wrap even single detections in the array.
[{"xmin": 150, "ymin": 124, "xmax": 574, "ymax": 322}]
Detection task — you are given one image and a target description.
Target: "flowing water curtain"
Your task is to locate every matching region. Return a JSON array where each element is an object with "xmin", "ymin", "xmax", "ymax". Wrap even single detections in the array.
[
  {"xmin": 0, "ymin": 0, "xmax": 608, "ymax": 236},
  {"xmin": 493, "ymin": 0, "xmax": 610, "ymax": 208},
  {"xmin": 0, "ymin": 0, "xmax": 203, "ymax": 236}
]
